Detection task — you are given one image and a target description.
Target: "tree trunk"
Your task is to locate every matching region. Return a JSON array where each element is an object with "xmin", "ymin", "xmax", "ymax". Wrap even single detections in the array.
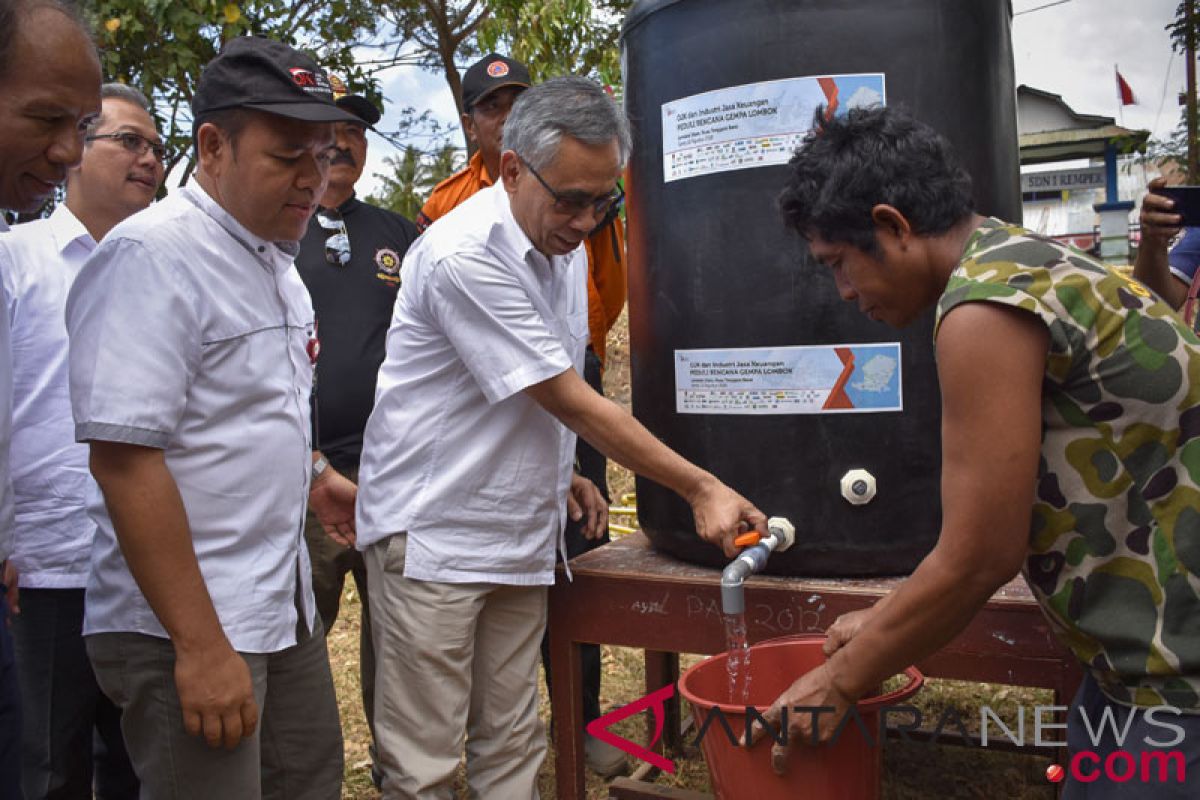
[{"xmin": 1188, "ymin": 0, "xmax": 1198, "ymax": 181}]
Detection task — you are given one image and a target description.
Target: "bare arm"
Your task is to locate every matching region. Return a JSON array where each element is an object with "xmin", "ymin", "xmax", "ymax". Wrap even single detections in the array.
[
  {"xmin": 525, "ymin": 369, "xmax": 766, "ymax": 555},
  {"xmin": 1133, "ymin": 177, "xmax": 1188, "ymax": 309},
  {"xmin": 759, "ymin": 303, "xmax": 1048, "ymax": 768},
  {"xmin": 88, "ymin": 440, "xmax": 257, "ymax": 749}
]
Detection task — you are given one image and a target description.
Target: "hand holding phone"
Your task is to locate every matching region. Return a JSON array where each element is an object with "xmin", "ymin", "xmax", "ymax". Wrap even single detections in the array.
[{"xmin": 1157, "ymin": 185, "xmax": 1200, "ymax": 228}]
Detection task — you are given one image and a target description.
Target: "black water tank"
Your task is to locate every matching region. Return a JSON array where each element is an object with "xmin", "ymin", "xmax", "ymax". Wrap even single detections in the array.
[{"xmin": 621, "ymin": 0, "xmax": 1020, "ymax": 576}]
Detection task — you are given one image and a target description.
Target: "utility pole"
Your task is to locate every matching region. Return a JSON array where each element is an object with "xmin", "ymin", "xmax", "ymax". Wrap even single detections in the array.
[{"xmin": 1188, "ymin": 0, "xmax": 1198, "ymax": 180}]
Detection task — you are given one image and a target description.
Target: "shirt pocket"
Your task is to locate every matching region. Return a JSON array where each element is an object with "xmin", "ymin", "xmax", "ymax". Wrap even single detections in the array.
[{"xmin": 566, "ymin": 310, "xmax": 589, "ymax": 352}]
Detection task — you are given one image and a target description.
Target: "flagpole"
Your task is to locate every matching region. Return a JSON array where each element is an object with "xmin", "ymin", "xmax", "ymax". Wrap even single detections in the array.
[
  {"xmin": 1116, "ymin": 63, "xmax": 1124, "ymax": 127},
  {"xmin": 1188, "ymin": 0, "xmax": 1199, "ymax": 182}
]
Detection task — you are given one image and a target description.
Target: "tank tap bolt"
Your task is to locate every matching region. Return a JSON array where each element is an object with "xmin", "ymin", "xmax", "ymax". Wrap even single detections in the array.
[{"xmin": 840, "ymin": 468, "xmax": 877, "ymax": 506}]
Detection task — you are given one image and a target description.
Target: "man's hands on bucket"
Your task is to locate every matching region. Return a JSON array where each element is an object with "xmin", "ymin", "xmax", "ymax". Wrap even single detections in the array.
[
  {"xmin": 823, "ymin": 605, "xmax": 882, "ymax": 657},
  {"xmin": 751, "ymin": 660, "xmax": 857, "ymax": 774},
  {"xmin": 687, "ymin": 475, "xmax": 767, "ymax": 557},
  {"xmin": 568, "ymin": 473, "xmax": 609, "ymax": 540},
  {"xmin": 748, "ymin": 604, "xmax": 879, "ymax": 774}
]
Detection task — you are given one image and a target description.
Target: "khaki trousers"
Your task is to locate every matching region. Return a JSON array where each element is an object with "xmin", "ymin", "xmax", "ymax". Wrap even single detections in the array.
[{"xmin": 365, "ymin": 533, "xmax": 547, "ymax": 800}]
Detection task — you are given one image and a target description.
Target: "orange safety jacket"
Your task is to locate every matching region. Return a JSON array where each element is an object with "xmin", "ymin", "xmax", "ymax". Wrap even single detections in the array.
[{"xmin": 417, "ymin": 151, "xmax": 626, "ymax": 366}]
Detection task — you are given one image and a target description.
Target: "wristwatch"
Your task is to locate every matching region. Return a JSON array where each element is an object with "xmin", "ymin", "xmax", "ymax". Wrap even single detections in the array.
[{"xmin": 311, "ymin": 454, "xmax": 330, "ymax": 482}]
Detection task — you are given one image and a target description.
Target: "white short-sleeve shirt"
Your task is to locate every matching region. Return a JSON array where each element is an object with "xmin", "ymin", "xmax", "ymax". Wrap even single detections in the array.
[
  {"xmin": 67, "ymin": 184, "xmax": 318, "ymax": 654},
  {"xmin": 1, "ymin": 205, "xmax": 97, "ymax": 588},
  {"xmin": 355, "ymin": 184, "xmax": 588, "ymax": 585},
  {"xmin": 0, "ymin": 216, "xmax": 12, "ymax": 567}
]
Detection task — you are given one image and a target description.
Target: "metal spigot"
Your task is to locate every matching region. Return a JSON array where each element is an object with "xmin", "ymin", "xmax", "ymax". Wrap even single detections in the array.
[{"xmin": 720, "ymin": 516, "xmax": 795, "ymax": 615}]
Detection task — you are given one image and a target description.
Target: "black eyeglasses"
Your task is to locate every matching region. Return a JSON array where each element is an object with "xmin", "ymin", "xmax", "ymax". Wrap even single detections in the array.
[
  {"xmin": 316, "ymin": 207, "xmax": 350, "ymax": 267},
  {"xmin": 85, "ymin": 131, "xmax": 167, "ymax": 163},
  {"xmin": 516, "ymin": 154, "xmax": 624, "ymax": 219}
]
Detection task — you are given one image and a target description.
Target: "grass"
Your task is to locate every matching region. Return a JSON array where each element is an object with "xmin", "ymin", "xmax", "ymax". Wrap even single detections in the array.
[{"xmin": 329, "ymin": 310, "xmax": 1063, "ymax": 798}]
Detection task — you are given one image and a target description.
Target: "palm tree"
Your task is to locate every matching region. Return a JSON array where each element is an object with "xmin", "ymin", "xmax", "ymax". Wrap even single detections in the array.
[{"xmin": 367, "ymin": 144, "xmax": 463, "ymax": 220}]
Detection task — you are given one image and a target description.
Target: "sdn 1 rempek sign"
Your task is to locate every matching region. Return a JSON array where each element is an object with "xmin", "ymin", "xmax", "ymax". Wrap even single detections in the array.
[
  {"xmin": 587, "ymin": 684, "xmax": 1189, "ymax": 787},
  {"xmin": 1020, "ymin": 166, "xmax": 1106, "ymax": 194}
]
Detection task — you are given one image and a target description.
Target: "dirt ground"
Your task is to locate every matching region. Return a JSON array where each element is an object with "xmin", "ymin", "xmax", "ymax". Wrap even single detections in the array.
[{"xmin": 330, "ymin": 311, "xmax": 1063, "ymax": 798}]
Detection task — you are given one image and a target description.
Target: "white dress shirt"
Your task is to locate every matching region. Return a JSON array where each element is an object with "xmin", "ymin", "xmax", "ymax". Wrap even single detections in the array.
[
  {"xmin": 1, "ymin": 205, "xmax": 96, "ymax": 587},
  {"xmin": 356, "ymin": 184, "xmax": 588, "ymax": 585},
  {"xmin": 67, "ymin": 184, "xmax": 318, "ymax": 654},
  {"xmin": 0, "ymin": 216, "xmax": 12, "ymax": 567}
]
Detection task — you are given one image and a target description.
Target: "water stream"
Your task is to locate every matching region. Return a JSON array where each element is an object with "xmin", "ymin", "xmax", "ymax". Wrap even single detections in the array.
[{"xmin": 723, "ymin": 612, "xmax": 752, "ymax": 704}]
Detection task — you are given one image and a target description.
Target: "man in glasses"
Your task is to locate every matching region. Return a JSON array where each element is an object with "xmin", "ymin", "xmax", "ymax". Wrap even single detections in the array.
[
  {"xmin": 1, "ymin": 81, "xmax": 160, "ymax": 800},
  {"xmin": 0, "ymin": 1, "xmax": 102, "ymax": 795},
  {"xmin": 293, "ymin": 79, "xmax": 418, "ymax": 789},
  {"xmin": 64, "ymin": 37, "xmax": 358, "ymax": 797},
  {"xmin": 357, "ymin": 76, "xmax": 765, "ymax": 798},
  {"xmin": 417, "ymin": 51, "xmax": 630, "ymax": 779}
]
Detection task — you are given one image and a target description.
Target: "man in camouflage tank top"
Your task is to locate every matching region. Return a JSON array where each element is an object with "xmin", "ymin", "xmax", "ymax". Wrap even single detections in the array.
[{"xmin": 757, "ymin": 105, "xmax": 1200, "ymax": 796}]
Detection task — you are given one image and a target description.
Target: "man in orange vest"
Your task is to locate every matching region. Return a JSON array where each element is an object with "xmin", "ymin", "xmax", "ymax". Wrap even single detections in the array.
[{"xmin": 416, "ymin": 53, "xmax": 628, "ymax": 778}]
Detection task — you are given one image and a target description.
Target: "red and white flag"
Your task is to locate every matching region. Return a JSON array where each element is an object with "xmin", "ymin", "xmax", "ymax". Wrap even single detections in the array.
[{"xmin": 1116, "ymin": 67, "xmax": 1136, "ymax": 106}]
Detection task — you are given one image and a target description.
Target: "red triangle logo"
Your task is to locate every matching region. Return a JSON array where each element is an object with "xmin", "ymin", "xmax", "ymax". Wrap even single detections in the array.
[{"xmin": 584, "ymin": 683, "xmax": 677, "ymax": 773}]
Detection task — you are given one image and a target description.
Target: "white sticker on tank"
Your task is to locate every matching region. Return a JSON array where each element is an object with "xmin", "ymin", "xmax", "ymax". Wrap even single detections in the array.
[
  {"xmin": 674, "ymin": 343, "xmax": 901, "ymax": 415},
  {"xmin": 661, "ymin": 73, "xmax": 886, "ymax": 183}
]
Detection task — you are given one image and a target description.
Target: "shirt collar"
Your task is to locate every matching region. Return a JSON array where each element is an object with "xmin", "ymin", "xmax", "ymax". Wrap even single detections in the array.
[
  {"xmin": 960, "ymin": 216, "xmax": 1009, "ymax": 261},
  {"xmin": 335, "ymin": 192, "xmax": 359, "ymax": 216},
  {"xmin": 46, "ymin": 204, "xmax": 97, "ymax": 256},
  {"xmin": 470, "ymin": 150, "xmax": 495, "ymax": 188},
  {"xmin": 489, "ymin": 184, "xmax": 547, "ymax": 271},
  {"xmin": 180, "ymin": 182, "xmax": 300, "ymax": 271}
]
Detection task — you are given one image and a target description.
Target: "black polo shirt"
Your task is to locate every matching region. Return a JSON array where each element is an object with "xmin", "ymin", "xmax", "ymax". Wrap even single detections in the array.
[{"xmin": 295, "ymin": 194, "xmax": 418, "ymax": 472}]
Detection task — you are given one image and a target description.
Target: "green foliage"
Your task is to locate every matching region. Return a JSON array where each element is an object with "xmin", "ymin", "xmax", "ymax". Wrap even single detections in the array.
[
  {"xmin": 1167, "ymin": 1, "xmax": 1199, "ymax": 54},
  {"xmin": 1141, "ymin": 110, "xmax": 1191, "ymax": 171},
  {"xmin": 476, "ymin": 0, "xmax": 630, "ymax": 88},
  {"xmin": 1164, "ymin": 1, "xmax": 1200, "ymax": 179},
  {"xmin": 365, "ymin": 143, "xmax": 462, "ymax": 219},
  {"xmin": 82, "ymin": 0, "xmax": 383, "ymax": 182},
  {"xmin": 73, "ymin": 1, "xmax": 636, "ymax": 196},
  {"xmin": 376, "ymin": 1, "xmax": 488, "ymax": 116}
]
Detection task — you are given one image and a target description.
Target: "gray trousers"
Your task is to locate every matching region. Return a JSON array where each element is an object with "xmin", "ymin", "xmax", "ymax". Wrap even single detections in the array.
[{"xmin": 85, "ymin": 624, "xmax": 343, "ymax": 800}]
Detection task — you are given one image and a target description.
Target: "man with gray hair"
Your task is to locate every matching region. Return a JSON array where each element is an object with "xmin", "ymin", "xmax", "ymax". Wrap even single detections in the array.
[
  {"xmin": 4, "ymin": 81, "xmax": 162, "ymax": 799},
  {"xmin": 357, "ymin": 76, "xmax": 765, "ymax": 798},
  {"xmin": 0, "ymin": 1, "xmax": 101, "ymax": 795}
]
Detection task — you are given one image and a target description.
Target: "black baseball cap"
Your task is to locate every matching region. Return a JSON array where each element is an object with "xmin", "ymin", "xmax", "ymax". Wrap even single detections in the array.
[
  {"xmin": 329, "ymin": 74, "xmax": 382, "ymax": 128},
  {"xmin": 192, "ymin": 36, "xmax": 359, "ymax": 124},
  {"xmin": 461, "ymin": 53, "xmax": 531, "ymax": 111}
]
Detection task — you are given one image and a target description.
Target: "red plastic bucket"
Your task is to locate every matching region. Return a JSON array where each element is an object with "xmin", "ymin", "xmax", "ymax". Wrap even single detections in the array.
[{"xmin": 678, "ymin": 634, "xmax": 923, "ymax": 800}]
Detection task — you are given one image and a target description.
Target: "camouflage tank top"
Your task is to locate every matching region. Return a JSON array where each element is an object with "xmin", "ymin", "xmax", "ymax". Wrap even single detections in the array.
[{"xmin": 936, "ymin": 218, "xmax": 1200, "ymax": 709}]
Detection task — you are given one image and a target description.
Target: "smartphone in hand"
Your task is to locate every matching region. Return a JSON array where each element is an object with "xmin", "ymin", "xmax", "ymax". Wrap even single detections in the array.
[{"xmin": 1158, "ymin": 186, "xmax": 1200, "ymax": 227}]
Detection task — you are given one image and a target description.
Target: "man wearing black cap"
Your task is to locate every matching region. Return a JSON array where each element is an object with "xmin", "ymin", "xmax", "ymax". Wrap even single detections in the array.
[
  {"xmin": 415, "ymin": 53, "xmax": 531, "ymax": 230},
  {"xmin": 294, "ymin": 77, "xmax": 418, "ymax": 787},
  {"xmin": 65, "ymin": 37, "xmax": 358, "ymax": 798}
]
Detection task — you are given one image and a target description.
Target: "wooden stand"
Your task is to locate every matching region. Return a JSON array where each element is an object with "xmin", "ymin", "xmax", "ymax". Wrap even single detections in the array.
[{"xmin": 548, "ymin": 532, "xmax": 1082, "ymax": 799}]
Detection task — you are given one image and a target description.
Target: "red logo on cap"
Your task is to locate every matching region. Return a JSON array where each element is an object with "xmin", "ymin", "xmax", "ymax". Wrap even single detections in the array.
[
  {"xmin": 290, "ymin": 68, "xmax": 319, "ymax": 88},
  {"xmin": 486, "ymin": 61, "xmax": 509, "ymax": 78}
]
